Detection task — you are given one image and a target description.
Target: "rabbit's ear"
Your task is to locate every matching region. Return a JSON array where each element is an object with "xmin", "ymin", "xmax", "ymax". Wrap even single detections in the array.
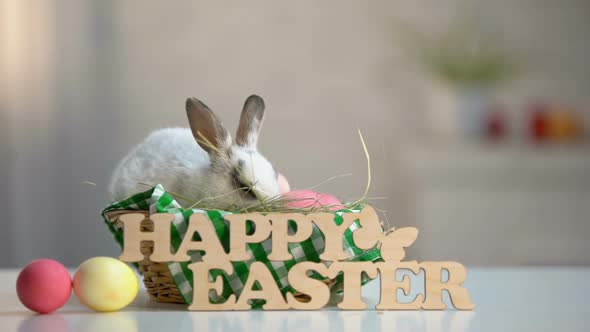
[
  {"xmin": 186, "ymin": 97, "xmax": 231, "ymax": 155},
  {"xmin": 236, "ymin": 94, "xmax": 265, "ymax": 148}
]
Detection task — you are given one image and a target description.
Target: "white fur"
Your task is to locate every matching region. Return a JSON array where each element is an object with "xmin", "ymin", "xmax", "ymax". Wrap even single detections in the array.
[
  {"xmin": 232, "ymin": 148, "xmax": 278, "ymax": 197},
  {"xmin": 108, "ymin": 127, "xmax": 280, "ymax": 208}
]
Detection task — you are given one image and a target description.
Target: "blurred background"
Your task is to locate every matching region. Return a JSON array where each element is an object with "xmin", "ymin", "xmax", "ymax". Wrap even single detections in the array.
[{"xmin": 1, "ymin": 0, "xmax": 589, "ymax": 267}]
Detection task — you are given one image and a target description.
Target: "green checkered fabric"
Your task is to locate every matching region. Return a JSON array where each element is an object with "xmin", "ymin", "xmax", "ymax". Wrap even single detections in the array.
[{"xmin": 102, "ymin": 185, "xmax": 383, "ymax": 308}]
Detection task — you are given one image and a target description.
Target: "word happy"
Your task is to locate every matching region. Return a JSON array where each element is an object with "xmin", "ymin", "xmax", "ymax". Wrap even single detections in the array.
[{"xmin": 118, "ymin": 206, "xmax": 475, "ymax": 311}]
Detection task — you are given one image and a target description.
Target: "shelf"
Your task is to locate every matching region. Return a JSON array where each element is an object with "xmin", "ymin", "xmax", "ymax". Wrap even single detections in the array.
[{"xmin": 399, "ymin": 142, "xmax": 590, "ymax": 188}]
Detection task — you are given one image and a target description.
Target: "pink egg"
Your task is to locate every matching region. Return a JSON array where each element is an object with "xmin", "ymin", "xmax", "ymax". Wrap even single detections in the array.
[
  {"xmin": 284, "ymin": 189, "xmax": 344, "ymax": 211},
  {"xmin": 17, "ymin": 259, "xmax": 72, "ymax": 314}
]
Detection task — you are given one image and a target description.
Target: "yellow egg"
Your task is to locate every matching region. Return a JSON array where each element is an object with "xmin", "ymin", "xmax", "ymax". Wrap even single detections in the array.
[{"xmin": 73, "ymin": 257, "xmax": 139, "ymax": 312}]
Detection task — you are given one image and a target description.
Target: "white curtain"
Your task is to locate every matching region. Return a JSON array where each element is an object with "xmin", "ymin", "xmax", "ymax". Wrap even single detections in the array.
[
  {"xmin": 1, "ymin": 0, "xmax": 58, "ymax": 265},
  {"xmin": 0, "ymin": 0, "xmax": 121, "ymax": 266}
]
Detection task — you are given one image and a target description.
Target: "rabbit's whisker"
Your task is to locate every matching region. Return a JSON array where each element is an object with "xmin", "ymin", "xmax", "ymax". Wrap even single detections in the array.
[{"xmin": 306, "ymin": 173, "xmax": 353, "ymax": 191}]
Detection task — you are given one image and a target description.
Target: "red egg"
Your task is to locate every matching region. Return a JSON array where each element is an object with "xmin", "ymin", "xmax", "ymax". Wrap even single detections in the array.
[
  {"xmin": 284, "ymin": 189, "xmax": 344, "ymax": 211},
  {"xmin": 17, "ymin": 259, "xmax": 72, "ymax": 314}
]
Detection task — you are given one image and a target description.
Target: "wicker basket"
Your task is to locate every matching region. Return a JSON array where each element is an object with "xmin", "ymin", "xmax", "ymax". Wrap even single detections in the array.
[
  {"xmin": 105, "ymin": 209, "xmax": 185, "ymax": 304},
  {"xmin": 105, "ymin": 209, "xmax": 336, "ymax": 304}
]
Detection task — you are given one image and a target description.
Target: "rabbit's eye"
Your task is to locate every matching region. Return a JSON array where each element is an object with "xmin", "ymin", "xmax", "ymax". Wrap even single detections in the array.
[
  {"xmin": 232, "ymin": 169, "xmax": 257, "ymax": 199},
  {"xmin": 240, "ymin": 186, "xmax": 258, "ymax": 199}
]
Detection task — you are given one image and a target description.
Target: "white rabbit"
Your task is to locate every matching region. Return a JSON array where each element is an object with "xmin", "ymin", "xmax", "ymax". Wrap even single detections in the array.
[{"xmin": 108, "ymin": 95, "xmax": 281, "ymax": 209}]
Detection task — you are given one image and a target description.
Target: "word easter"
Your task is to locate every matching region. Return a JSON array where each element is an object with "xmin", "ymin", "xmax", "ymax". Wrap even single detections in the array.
[{"xmin": 118, "ymin": 206, "xmax": 474, "ymax": 311}]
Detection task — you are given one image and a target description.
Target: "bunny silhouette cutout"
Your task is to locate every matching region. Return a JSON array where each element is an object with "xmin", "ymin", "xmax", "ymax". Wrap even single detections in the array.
[{"xmin": 379, "ymin": 227, "xmax": 419, "ymax": 262}]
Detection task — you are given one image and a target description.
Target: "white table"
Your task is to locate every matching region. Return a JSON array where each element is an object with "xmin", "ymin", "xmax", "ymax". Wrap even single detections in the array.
[{"xmin": 1, "ymin": 267, "xmax": 589, "ymax": 332}]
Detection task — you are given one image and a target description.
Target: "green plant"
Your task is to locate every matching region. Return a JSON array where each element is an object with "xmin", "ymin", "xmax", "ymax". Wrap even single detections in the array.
[{"xmin": 405, "ymin": 23, "xmax": 518, "ymax": 87}]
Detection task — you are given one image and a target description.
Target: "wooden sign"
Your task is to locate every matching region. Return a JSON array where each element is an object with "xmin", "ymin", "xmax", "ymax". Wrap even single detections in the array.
[{"xmin": 118, "ymin": 206, "xmax": 475, "ymax": 311}]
